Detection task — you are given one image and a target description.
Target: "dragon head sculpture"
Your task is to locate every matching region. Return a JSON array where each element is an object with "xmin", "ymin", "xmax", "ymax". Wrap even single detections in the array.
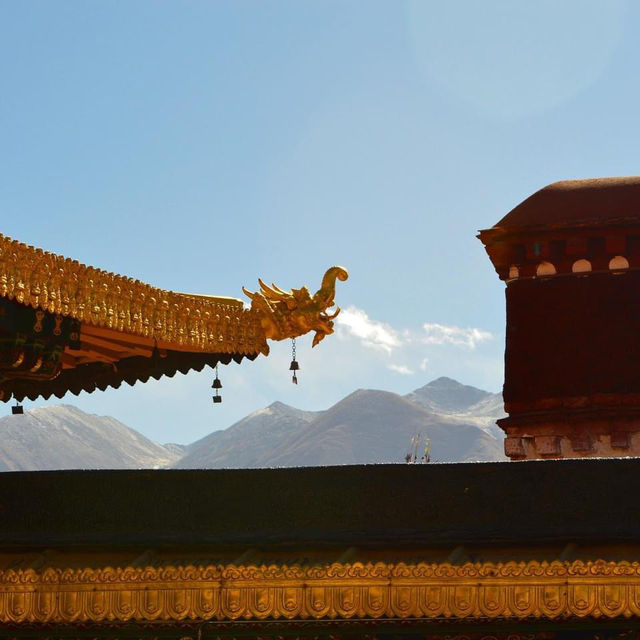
[{"xmin": 243, "ymin": 266, "xmax": 348, "ymax": 348}]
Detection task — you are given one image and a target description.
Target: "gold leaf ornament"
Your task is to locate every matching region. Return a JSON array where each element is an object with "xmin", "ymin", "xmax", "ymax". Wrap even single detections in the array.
[{"xmin": 243, "ymin": 266, "xmax": 349, "ymax": 347}]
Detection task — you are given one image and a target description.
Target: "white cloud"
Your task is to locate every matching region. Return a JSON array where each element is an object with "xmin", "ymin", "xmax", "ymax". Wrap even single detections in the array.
[
  {"xmin": 336, "ymin": 306, "xmax": 493, "ymax": 355},
  {"xmin": 419, "ymin": 357, "xmax": 429, "ymax": 371},
  {"xmin": 337, "ymin": 306, "xmax": 402, "ymax": 354},
  {"xmin": 388, "ymin": 364, "xmax": 414, "ymax": 375},
  {"xmin": 421, "ymin": 323, "xmax": 493, "ymax": 349}
]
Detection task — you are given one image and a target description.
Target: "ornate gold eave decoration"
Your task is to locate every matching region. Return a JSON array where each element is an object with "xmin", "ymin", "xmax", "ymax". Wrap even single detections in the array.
[
  {"xmin": 0, "ymin": 233, "xmax": 348, "ymax": 356},
  {"xmin": 1, "ymin": 560, "xmax": 640, "ymax": 625}
]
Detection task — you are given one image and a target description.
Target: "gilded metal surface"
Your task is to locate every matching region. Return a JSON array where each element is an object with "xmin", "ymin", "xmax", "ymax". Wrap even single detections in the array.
[
  {"xmin": 243, "ymin": 266, "xmax": 348, "ymax": 347},
  {"xmin": 0, "ymin": 233, "xmax": 263, "ymax": 354},
  {"xmin": 1, "ymin": 560, "xmax": 640, "ymax": 625},
  {"xmin": 0, "ymin": 234, "xmax": 347, "ymax": 356}
]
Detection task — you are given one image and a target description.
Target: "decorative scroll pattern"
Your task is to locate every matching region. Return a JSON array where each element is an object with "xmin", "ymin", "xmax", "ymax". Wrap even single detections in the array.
[
  {"xmin": 0, "ymin": 234, "xmax": 267, "ymax": 354},
  {"xmin": 2, "ymin": 561, "xmax": 640, "ymax": 625}
]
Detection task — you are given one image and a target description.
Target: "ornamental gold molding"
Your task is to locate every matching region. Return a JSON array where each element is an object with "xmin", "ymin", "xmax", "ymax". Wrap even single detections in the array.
[
  {"xmin": 1, "ymin": 560, "xmax": 640, "ymax": 625},
  {"xmin": 0, "ymin": 233, "xmax": 264, "ymax": 354}
]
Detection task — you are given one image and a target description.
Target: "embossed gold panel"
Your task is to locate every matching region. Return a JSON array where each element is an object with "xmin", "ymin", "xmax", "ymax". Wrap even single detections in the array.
[{"xmin": 0, "ymin": 561, "xmax": 639, "ymax": 625}]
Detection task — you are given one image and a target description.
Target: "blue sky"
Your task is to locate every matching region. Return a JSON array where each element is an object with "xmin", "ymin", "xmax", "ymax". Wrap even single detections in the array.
[{"xmin": 0, "ymin": 0, "xmax": 637, "ymax": 443}]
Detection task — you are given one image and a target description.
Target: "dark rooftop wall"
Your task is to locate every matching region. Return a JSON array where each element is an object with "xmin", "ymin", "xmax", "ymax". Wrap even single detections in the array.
[{"xmin": 2, "ymin": 459, "xmax": 639, "ymax": 550}]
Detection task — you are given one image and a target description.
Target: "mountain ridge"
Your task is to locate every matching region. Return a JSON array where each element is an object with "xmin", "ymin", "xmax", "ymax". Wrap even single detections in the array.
[
  {"xmin": 0, "ymin": 404, "xmax": 181, "ymax": 471},
  {"xmin": 0, "ymin": 378, "xmax": 506, "ymax": 470},
  {"xmin": 262, "ymin": 387, "xmax": 501, "ymax": 467}
]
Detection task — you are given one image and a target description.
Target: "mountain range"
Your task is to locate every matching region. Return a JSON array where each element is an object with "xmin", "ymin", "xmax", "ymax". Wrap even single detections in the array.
[{"xmin": 0, "ymin": 377, "xmax": 506, "ymax": 470}]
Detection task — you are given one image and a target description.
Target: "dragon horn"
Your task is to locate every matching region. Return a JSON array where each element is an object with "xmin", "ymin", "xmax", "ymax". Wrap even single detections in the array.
[
  {"xmin": 258, "ymin": 279, "xmax": 291, "ymax": 301},
  {"xmin": 315, "ymin": 266, "xmax": 349, "ymax": 306},
  {"xmin": 242, "ymin": 286, "xmax": 257, "ymax": 300},
  {"xmin": 270, "ymin": 283, "xmax": 291, "ymax": 296}
]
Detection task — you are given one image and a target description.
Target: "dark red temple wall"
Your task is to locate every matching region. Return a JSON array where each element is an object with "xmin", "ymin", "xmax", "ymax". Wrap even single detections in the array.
[{"xmin": 504, "ymin": 272, "xmax": 640, "ymax": 406}]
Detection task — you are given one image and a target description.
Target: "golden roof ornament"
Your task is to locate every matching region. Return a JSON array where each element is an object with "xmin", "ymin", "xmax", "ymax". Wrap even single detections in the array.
[{"xmin": 242, "ymin": 266, "xmax": 349, "ymax": 350}]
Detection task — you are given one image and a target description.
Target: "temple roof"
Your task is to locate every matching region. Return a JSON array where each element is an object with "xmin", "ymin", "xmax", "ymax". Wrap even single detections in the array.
[
  {"xmin": 0, "ymin": 233, "xmax": 263, "ymax": 353},
  {"xmin": 495, "ymin": 176, "xmax": 640, "ymax": 231},
  {"xmin": 1, "ymin": 461, "xmax": 638, "ymax": 634},
  {"xmin": 0, "ymin": 233, "xmax": 347, "ymax": 402}
]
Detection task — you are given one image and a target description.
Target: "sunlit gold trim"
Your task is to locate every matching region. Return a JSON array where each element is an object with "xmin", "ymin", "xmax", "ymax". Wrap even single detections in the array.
[
  {"xmin": 0, "ymin": 233, "xmax": 265, "ymax": 354},
  {"xmin": 0, "ymin": 560, "xmax": 639, "ymax": 624}
]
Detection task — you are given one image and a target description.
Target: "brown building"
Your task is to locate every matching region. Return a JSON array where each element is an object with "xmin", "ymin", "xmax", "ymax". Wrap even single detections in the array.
[{"xmin": 479, "ymin": 176, "xmax": 640, "ymax": 459}]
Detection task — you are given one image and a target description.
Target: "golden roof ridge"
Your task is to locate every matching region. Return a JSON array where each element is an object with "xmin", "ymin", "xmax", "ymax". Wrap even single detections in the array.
[{"xmin": 0, "ymin": 232, "xmax": 264, "ymax": 354}]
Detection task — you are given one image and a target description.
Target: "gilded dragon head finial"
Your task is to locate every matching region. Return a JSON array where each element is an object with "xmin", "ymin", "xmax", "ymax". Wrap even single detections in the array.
[{"xmin": 243, "ymin": 266, "xmax": 348, "ymax": 348}]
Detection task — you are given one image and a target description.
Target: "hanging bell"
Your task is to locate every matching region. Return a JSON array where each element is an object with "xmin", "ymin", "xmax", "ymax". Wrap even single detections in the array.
[
  {"xmin": 212, "ymin": 364, "xmax": 222, "ymax": 402},
  {"xmin": 289, "ymin": 338, "xmax": 299, "ymax": 384},
  {"xmin": 289, "ymin": 359, "xmax": 299, "ymax": 385}
]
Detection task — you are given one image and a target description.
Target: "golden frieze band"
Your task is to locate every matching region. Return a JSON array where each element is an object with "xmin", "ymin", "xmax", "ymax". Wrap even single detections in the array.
[{"xmin": 1, "ymin": 560, "xmax": 640, "ymax": 625}]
